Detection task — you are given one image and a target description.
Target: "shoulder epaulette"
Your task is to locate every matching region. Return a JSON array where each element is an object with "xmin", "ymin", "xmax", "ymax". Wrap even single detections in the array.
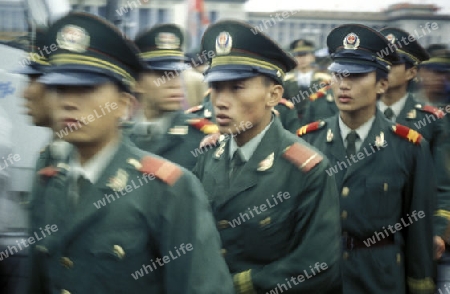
[
  {"xmin": 313, "ymin": 72, "xmax": 332, "ymax": 84},
  {"xmin": 392, "ymin": 124, "xmax": 423, "ymax": 145},
  {"xmin": 284, "ymin": 72, "xmax": 296, "ymax": 81},
  {"xmin": 185, "ymin": 104, "xmax": 204, "ymax": 114},
  {"xmin": 415, "ymin": 104, "xmax": 445, "ymax": 119},
  {"xmin": 187, "ymin": 118, "xmax": 219, "ymax": 134},
  {"xmin": 278, "ymin": 98, "xmax": 295, "ymax": 109},
  {"xmin": 297, "ymin": 121, "xmax": 326, "ymax": 137},
  {"xmin": 138, "ymin": 156, "xmax": 183, "ymax": 186},
  {"xmin": 309, "ymin": 85, "xmax": 331, "ymax": 101},
  {"xmin": 283, "ymin": 143, "xmax": 323, "ymax": 172}
]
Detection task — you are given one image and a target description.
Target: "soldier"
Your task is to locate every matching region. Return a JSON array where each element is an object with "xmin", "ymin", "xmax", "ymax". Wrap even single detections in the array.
[
  {"xmin": 29, "ymin": 12, "xmax": 234, "ymax": 294},
  {"xmin": 302, "ymin": 84, "xmax": 338, "ymax": 124},
  {"xmin": 193, "ymin": 20, "xmax": 342, "ymax": 293},
  {"xmin": 284, "ymin": 39, "xmax": 331, "ymax": 122},
  {"xmin": 379, "ymin": 27, "xmax": 450, "ymax": 260},
  {"xmin": 128, "ymin": 24, "xmax": 218, "ymax": 171},
  {"xmin": 298, "ymin": 24, "xmax": 435, "ymax": 293}
]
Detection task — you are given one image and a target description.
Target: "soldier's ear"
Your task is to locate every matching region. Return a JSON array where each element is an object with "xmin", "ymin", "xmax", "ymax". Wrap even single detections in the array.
[
  {"xmin": 376, "ymin": 78, "xmax": 389, "ymax": 95},
  {"xmin": 406, "ymin": 66, "xmax": 417, "ymax": 82},
  {"xmin": 118, "ymin": 91, "xmax": 132, "ymax": 121},
  {"xmin": 267, "ymin": 84, "xmax": 283, "ymax": 108}
]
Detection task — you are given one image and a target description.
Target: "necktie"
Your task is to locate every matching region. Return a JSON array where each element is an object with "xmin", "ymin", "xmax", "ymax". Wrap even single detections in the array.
[
  {"xmin": 384, "ymin": 107, "xmax": 395, "ymax": 121},
  {"xmin": 68, "ymin": 172, "xmax": 87, "ymax": 210},
  {"xmin": 346, "ymin": 131, "xmax": 359, "ymax": 157},
  {"xmin": 229, "ymin": 149, "xmax": 245, "ymax": 182}
]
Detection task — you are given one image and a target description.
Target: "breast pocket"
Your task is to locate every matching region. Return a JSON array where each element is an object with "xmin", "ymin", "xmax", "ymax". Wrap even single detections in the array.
[{"xmin": 365, "ymin": 176, "xmax": 404, "ymax": 220}]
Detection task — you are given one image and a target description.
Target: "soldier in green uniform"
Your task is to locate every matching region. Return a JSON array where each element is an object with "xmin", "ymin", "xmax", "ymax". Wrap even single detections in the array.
[
  {"xmin": 284, "ymin": 39, "xmax": 331, "ymax": 122},
  {"xmin": 193, "ymin": 20, "xmax": 342, "ymax": 293},
  {"xmin": 378, "ymin": 27, "xmax": 450, "ymax": 260},
  {"xmin": 127, "ymin": 24, "xmax": 218, "ymax": 171},
  {"xmin": 302, "ymin": 84, "xmax": 338, "ymax": 124},
  {"xmin": 298, "ymin": 24, "xmax": 436, "ymax": 293},
  {"xmin": 28, "ymin": 12, "xmax": 234, "ymax": 294}
]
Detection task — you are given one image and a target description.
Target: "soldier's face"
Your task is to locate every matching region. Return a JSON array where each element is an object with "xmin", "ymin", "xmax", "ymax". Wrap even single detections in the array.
[
  {"xmin": 387, "ymin": 64, "xmax": 416, "ymax": 90},
  {"xmin": 137, "ymin": 70, "xmax": 184, "ymax": 115},
  {"xmin": 331, "ymin": 71, "xmax": 387, "ymax": 113},
  {"xmin": 210, "ymin": 76, "xmax": 281, "ymax": 140},
  {"xmin": 23, "ymin": 75, "xmax": 52, "ymax": 127},
  {"xmin": 50, "ymin": 83, "xmax": 129, "ymax": 145},
  {"xmin": 295, "ymin": 53, "xmax": 315, "ymax": 70}
]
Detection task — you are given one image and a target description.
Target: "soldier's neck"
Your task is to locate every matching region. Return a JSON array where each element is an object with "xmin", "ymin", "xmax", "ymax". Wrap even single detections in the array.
[
  {"xmin": 297, "ymin": 68, "xmax": 312, "ymax": 74},
  {"xmin": 76, "ymin": 134, "xmax": 120, "ymax": 166},
  {"xmin": 382, "ymin": 85, "xmax": 408, "ymax": 106},
  {"xmin": 340, "ymin": 105, "xmax": 376, "ymax": 130}
]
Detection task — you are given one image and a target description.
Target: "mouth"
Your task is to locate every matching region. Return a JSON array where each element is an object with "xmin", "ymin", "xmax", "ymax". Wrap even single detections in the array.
[
  {"xmin": 338, "ymin": 95, "xmax": 352, "ymax": 103},
  {"xmin": 61, "ymin": 118, "xmax": 81, "ymax": 128},
  {"xmin": 165, "ymin": 94, "xmax": 184, "ymax": 101},
  {"xmin": 215, "ymin": 114, "xmax": 231, "ymax": 126}
]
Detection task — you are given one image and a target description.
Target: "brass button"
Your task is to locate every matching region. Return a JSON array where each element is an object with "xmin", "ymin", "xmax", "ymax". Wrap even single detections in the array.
[
  {"xmin": 220, "ymin": 249, "xmax": 227, "ymax": 256},
  {"xmin": 342, "ymin": 187, "xmax": 349, "ymax": 197},
  {"xmin": 217, "ymin": 220, "xmax": 229, "ymax": 229},
  {"xmin": 61, "ymin": 290, "xmax": 71, "ymax": 294},
  {"xmin": 341, "ymin": 210, "xmax": 348, "ymax": 220},
  {"xmin": 60, "ymin": 257, "xmax": 73, "ymax": 269},
  {"xmin": 343, "ymin": 252, "xmax": 349, "ymax": 260}
]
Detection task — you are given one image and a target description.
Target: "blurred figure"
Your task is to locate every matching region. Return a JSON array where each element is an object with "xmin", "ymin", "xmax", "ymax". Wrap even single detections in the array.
[
  {"xmin": 129, "ymin": 24, "xmax": 218, "ymax": 170},
  {"xmin": 30, "ymin": 12, "xmax": 233, "ymax": 294},
  {"xmin": 284, "ymin": 39, "xmax": 331, "ymax": 122},
  {"xmin": 182, "ymin": 51, "xmax": 208, "ymax": 108},
  {"xmin": 418, "ymin": 48, "xmax": 450, "ymax": 106}
]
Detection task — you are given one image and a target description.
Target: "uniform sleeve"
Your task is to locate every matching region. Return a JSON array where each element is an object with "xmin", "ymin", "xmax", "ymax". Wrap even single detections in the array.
[
  {"xmin": 404, "ymin": 140, "xmax": 436, "ymax": 294},
  {"xmin": 236, "ymin": 159, "xmax": 342, "ymax": 293},
  {"xmin": 277, "ymin": 106, "xmax": 301, "ymax": 134},
  {"xmin": 159, "ymin": 171, "xmax": 234, "ymax": 294},
  {"xmin": 430, "ymin": 119, "xmax": 450, "ymax": 241}
]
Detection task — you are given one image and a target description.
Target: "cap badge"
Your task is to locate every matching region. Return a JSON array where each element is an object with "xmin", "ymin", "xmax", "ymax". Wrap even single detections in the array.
[
  {"xmin": 216, "ymin": 32, "xmax": 232, "ymax": 55},
  {"xmin": 385, "ymin": 33, "xmax": 396, "ymax": 44},
  {"xmin": 155, "ymin": 32, "xmax": 180, "ymax": 50},
  {"xmin": 343, "ymin": 33, "xmax": 360, "ymax": 50},
  {"xmin": 57, "ymin": 25, "xmax": 90, "ymax": 53}
]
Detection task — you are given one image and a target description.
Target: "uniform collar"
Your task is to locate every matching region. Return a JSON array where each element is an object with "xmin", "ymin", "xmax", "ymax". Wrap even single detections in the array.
[
  {"xmin": 229, "ymin": 117, "xmax": 274, "ymax": 162},
  {"xmin": 338, "ymin": 115, "xmax": 375, "ymax": 144},
  {"xmin": 70, "ymin": 138, "xmax": 120, "ymax": 184},
  {"xmin": 378, "ymin": 94, "xmax": 408, "ymax": 121}
]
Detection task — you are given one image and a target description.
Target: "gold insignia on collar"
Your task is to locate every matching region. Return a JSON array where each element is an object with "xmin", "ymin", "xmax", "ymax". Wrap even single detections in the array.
[
  {"xmin": 127, "ymin": 158, "xmax": 142, "ymax": 170},
  {"xmin": 406, "ymin": 109, "xmax": 416, "ymax": 119},
  {"xmin": 375, "ymin": 132, "xmax": 385, "ymax": 148},
  {"xmin": 326, "ymin": 129, "xmax": 334, "ymax": 142},
  {"xmin": 204, "ymin": 108, "xmax": 212, "ymax": 118},
  {"xmin": 106, "ymin": 169, "xmax": 128, "ymax": 192},
  {"xmin": 168, "ymin": 126, "xmax": 188, "ymax": 135},
  {"xmin": 113, "ymin": 245, "xmax": 126, "ymax": 259},
  {"xmin": 326, "ymin": 93, "xmax": 333, "ymax": 102},
  {"xmin": 259, "ymin": 217, "xmax": 271, "ymax": 226},
  {"xmin": 257, "ymin": 152, "xmax": 274, "ymax": 171},
  {"xmin": 214, "ymin": 142, "xmax": 226, "ymax": 159}
]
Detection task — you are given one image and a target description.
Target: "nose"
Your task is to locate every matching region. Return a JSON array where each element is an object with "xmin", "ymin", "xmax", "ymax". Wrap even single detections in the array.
[
  {"xmin": 58, "ymin": 92, "xmax": 79, "ymax": 111},
  {"xmin": 337, "ymin": 77, "xmax": 351, "ymax": 91},
  {"xmin": 212, "ymin": 90, "xmax": 231, "ymax": 110}
]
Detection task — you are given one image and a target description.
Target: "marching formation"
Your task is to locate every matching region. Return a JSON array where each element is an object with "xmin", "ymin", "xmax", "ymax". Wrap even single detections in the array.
[{"xmin": 1, "ymin": 8, "xmax": 450, "ymax": 294}]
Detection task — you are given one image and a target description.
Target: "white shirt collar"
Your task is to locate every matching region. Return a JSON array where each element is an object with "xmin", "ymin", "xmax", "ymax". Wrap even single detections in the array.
[
  {"xmin": 378, "ymin": 94, "xmax": 408, "ymax": 121},
  {"xmin": 70, "ymin": 139, "xmax": 120, "ymax": 184},
  {"xmin": 338, "ymin": 115, "xmax": 375, "ymax": 146},
  {"xmin": 229, "ymin": 118, "xmax": 273, "ymax": 162}
]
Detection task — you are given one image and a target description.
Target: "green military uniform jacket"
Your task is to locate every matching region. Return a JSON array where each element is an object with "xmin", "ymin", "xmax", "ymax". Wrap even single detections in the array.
[
  {"xmin": 28, "ymin": 138, "xmax": 234, "ymax": 294},
  {"xmin": 193, "ymin": 119, "xmax": 342, "ymax": 293},
  {"xmin": 128, "ymin": 111, "xmax": 216, "ymax": 171},
  {"xmin": 389, "ymin": 94, "xmax": 450, "ymax": 241},
  {"xmin": 299, "ymin": 111, "xmax": 436, "ymax": 294},
  {"xmin": 283, "ymin": 71, "xmax": 331, "ymax": 122},
  {"xmin": 303, "ymin": 86, "xmax": 338, "ymax": 125}
]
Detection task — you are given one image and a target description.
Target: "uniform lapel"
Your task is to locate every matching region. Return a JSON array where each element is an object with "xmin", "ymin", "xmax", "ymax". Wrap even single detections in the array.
[
  {"xmin": 213, "ymin": 120, "xmax": 282, "ymax": 210},
  {"xmin": 326, "ymin": 114, "xmax": 347, "ymax": 164},
  {"xmin": 396, "ymin": 94, "xmax": 416, "ymax": 125},
  {"xmin": 342, "ymin": 111, "xmax": 387, "ymax": 182},
  {"xmin": 60, "ymin": 141, "xmax": 132, "ymax": 245}
]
